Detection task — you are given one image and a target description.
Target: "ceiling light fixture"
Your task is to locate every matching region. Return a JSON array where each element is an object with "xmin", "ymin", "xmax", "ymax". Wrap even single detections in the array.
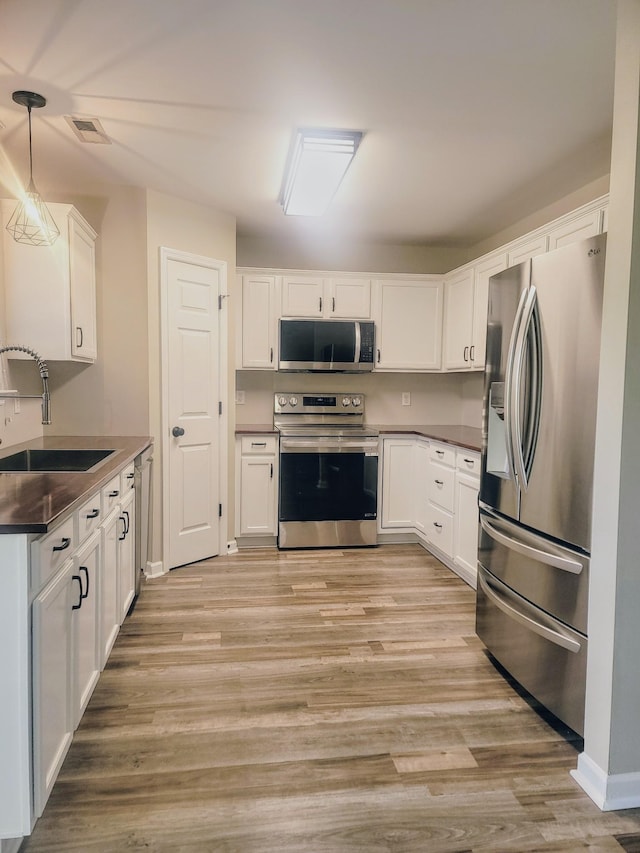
[
  {"xmin": 6, "ymin": 90, "xmax": 59, "ymax": 246},
  {"xmin": 280, "ymin": 128, "xmax": 363, "ymax": 217}
]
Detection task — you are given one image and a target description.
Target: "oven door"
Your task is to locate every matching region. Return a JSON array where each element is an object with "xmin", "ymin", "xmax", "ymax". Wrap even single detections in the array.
[{"xmin": 279, "ymin": 436, "xmax": 378, "ymax": 548}]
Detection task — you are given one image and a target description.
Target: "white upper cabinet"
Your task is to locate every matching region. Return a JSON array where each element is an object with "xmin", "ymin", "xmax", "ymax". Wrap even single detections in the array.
[
  {"xmin": 281, "ymin": 274, "xmax": 371, "ymax": 319},
  {"xmin": 240, "ymin": 274, "xmax": 278, "ymax": 369},
  {"xmin": 547, "ymin": 209, "xmax": 603, "ymax": 250},
  {"xmin": 374, "ymin": 279, "xmax": 443, "ymax": 371},
  {"xmin": 507, "ymin": 234, "xmax": 549, "ymax": 267},
  {"xmin": 471, "ymin": 253, "xmax": 508, "ymax": 369},
  {"xmin": 443, "ymin": 268, "xmax": 474, "ymax": 370},
  {"xmin": 1, "ymin": 201, "xmax": 97, "ymax": 362}
]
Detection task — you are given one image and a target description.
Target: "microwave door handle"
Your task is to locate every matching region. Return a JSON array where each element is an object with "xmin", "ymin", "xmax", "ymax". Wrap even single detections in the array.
[{"xmin": 354, "ymin": 322, "xmax": 362, "ymax": 363}]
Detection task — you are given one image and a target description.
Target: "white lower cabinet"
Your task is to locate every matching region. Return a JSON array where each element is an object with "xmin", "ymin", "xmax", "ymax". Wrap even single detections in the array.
[
  {"xmin": 118, "ymin": 490, "xmax": 136, "ymax": 622},
  {"xmin": 72, "ymin": 530, "xmax": 101, "ymax": 727},
  {"xmin": 379, "ymin": 438, "xmax": 416, "ymax": 530},
  {"xmin": 236, "ymin": 435, "xmax": 278, "ymax": 539},
  {"xmin": 31, "ymin": 558, "xmax": 74, "ymax": 818},
  {"xmin": 380, "ymin": 436, "xmax": 480, "ymax": 587}
]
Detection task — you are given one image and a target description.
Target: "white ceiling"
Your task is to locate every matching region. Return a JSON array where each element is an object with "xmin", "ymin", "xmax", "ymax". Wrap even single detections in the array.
[{"xmin": 0, "ymin": 0, "xmax": 617, "ymax": 248}]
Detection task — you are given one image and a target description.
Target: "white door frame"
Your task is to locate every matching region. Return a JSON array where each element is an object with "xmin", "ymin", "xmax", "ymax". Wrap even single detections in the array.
[{"xmin": 159, "ymin": 247, "xmax": 229, "ymax": 570}]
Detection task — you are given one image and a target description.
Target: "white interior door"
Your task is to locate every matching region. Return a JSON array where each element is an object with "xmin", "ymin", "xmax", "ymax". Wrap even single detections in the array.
[{"xmin": 162, "ymin": 250, "xmax": 224, "ymax": 569}]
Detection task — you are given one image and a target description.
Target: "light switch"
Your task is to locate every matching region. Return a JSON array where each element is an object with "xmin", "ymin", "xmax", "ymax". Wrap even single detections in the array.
[
  {"xmin": 235, "ymin": 390, "xmax": 246, "ymax": 404},
  {"xmin": 402, "ymin": 392, "xmax": 411, "ymax": 406}
]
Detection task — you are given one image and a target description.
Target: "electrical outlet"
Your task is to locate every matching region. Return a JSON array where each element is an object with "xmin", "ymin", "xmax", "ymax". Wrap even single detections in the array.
[
  {"xmin": 402, "ymin": 392, "xmax": 411, "ymax": 406},
  {"xmin": 235, "ymin": 390, "xmax": 246, "ymax": 404}
]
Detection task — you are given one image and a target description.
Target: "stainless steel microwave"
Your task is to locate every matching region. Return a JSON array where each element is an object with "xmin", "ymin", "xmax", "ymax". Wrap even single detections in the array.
[{"xmin": 278, "ymin": 318, "xmax": 375, "ymax": 372}]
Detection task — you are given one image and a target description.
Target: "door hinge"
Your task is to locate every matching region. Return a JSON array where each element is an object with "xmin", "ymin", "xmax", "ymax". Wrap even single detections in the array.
[
  {"xmin": 218, "ymin": 401, "xmax": 223, "ymax": 416},
  {"xmin": 218, "ymin": 503, "xmax": 223, "ymax": 518}
]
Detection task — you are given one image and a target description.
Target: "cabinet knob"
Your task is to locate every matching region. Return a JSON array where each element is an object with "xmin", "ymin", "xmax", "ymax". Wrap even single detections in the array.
[{"xmin": 172, "ymin": 426, "xmax": 185, "ymax": 437}]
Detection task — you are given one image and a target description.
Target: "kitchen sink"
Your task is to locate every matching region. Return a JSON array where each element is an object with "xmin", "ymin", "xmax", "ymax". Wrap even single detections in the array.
[{"xmin": 0, "ymin": 448, "xmax": 116, "ymax": 473}]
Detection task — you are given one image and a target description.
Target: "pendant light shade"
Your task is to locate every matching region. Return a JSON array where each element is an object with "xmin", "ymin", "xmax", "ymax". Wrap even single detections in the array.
[{"xmin": 6, "ymin": 91, "xmax": 59, "ymax": 247}]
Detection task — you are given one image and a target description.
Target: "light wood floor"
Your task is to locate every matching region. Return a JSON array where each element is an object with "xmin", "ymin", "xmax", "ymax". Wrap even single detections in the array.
[{"xmin": 20, "ymin": 545, "xmax": 640, "ymax": 852}]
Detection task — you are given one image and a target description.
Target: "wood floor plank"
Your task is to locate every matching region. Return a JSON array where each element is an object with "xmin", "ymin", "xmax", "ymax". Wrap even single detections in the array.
[{"xmin": 20, "ymin": 544, "xmax": 640, "ymax": 852}]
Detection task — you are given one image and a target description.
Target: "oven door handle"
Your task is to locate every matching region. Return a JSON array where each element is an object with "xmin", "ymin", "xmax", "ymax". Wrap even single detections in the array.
[{"xmin": 280, "ymin": 438, "xmax": 379, "ymax": 453}]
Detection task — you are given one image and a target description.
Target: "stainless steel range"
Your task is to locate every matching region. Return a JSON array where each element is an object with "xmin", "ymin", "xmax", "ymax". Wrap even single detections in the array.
[{"xmin": 274, "ymin": 392, "xmax": 379, "ymax": 549}]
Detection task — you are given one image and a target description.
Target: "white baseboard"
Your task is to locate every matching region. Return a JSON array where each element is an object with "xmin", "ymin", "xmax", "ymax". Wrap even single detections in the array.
[
  {"xmin": 1, "ymin": 837, "xmax": 24, "ymax": 853},
  {"xmin": 572, "ymin": 752, "xmax": 640, "ymax": 810},
  {"xmin": 227, "ymin": 539, "xmax": 239, "ymax": 554},
  {"xmin": 144, "ymin": 560, "xmax": 166, "ymax": 579}
]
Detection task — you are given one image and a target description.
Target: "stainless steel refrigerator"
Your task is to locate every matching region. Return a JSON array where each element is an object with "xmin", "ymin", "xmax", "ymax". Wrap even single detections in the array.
[{"xmin": 476, "ymin": 232, "xmax": 606, "ymax": 736}]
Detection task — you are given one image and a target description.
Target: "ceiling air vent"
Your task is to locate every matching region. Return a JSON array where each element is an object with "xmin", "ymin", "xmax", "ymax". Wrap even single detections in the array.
[{"xmin": 64, "ymin": 115, "xmax": 111, "ymax": 144}]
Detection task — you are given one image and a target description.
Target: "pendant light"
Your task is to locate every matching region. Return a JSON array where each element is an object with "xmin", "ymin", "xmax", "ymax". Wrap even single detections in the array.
[{"xmin": 6, "ymin": 90, "xmax": 59, "ymax": 246}]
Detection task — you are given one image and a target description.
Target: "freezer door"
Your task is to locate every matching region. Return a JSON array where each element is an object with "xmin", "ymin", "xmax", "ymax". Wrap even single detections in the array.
[
  {"xmin": 478, "ymin": 506, "xmax": 589, "ymax": 633},
  {"xmin": 518, "ymin": 234, "xmax": 606, "ymax": 550},
  {"xmin": 476, "ymin": 564, "xmax": 587, "ymax": 736},
  {"xmin": 479, "ymin": 260, "xmax": 530, "ymax": 521}
]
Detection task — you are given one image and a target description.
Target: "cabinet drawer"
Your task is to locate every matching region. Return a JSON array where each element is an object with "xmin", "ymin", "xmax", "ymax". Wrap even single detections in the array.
[
  {"xmin": 429, "ymin": 441, "xmax": 456, "ymax": 468},
  {"xmin": 101, "ymin": 475, "xmax": 121, "ymax": 516},
  {"xmin": 427, "ymin": 461, "xmax": 455, "ymax": 512},
  {"xmin": 240, "ymin": 435, "xmax": 278, "ymax": 455},
  {"xmin": 456, "ymin": 449, "xmax": 481, "ymax": 477},
  {"xmin": 426, "ymin": 504, "xmax": 454, "ymax": 558},
  {"xmin": 31, "ymin": 516, "xmax": 75, "ymax": 594},
  {"xmin": 76, "ymin": 492, "xmax": 102, "ymax": 544},
  {"xmin": 121, "ymin": 462, "xmax": 136, "ymax": 493}
]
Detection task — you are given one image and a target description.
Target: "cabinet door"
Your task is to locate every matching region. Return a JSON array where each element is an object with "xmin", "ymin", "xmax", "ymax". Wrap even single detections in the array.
[
  {"xmin": 32, "ymin": 559, "xmax": 74, "ymax": 818},
  {"xmin": 443, "ymin": 269, "xmax": 474, "ymax": 370},
  {"xmin": 454, "ymin": 472, "xmax": 480, "ymax": 587},
  {"xmin": 72, "ymin": 531, "xmax": 101, "ymax": 727},
  {"xmin": 281, "ymin": 275, "xmax": 325, "ymax": 317},
  {"xmin": 100, "ymin": 508, "xmax": 120, "ymax": 668},
  {"xmin": 471, "ymin": 254, "xmax": 508, "ymax": 370},
  {"xmin": 414, "ymin": 440, "xmax": 430, "ymax": 537},
  {"xmin": 118, "ymin": 492, "xmax": 136, "ymax": 621},
  {"xmin": 327, "ymin": 278, "xmax": 371, "ymax": 318},
  {"xmin": 69, "ymin": 213, "xmax": 97, "ymax": 361},
  {"xmin": 241, "ymin": 275, "xmax": 277, "ymax": 369},
  {"xmin": 547, "ymin": 210, "xmax": 602, "ymax": 251},
  {"xmin": 239, "ymin": 455, "xmax": 276, "ymax": 535},
  {"xmin": 375, "ymin": 280, "xmax": 443, "ymax": 371},
  {"xmin": 507, "ymin": 235, "xmax": 548, "ymax": 266},
  {"xmin": 380, "ymin": 438, "xmax": 415, "ymax": 529}
]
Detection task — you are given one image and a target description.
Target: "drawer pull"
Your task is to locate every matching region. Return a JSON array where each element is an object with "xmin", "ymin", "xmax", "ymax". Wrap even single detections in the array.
[
  {"xmin": 251, "ymin": 442, "xmax": 267, "ymax": 447},
  {"xmin": 86, "ymin": 508, "xmax": 100, "ymax": 519},
  {"xmin": 108, "ymin": 489, "xmax": 119, "ymax": 497},
  {"xmin": 436, "ymin": 450, "xmax": 444, "ymax": 457},
  {"xmin": 464, "ymin": 457, "xmax": 474, "ymax": 464},
  {"xmin": 126, "ymin": 472, "xmax": 135, "ymax": 479},
  {"xmin": 433, "ymin": 522, "xmax": 443, "ymax": 529},
  {"xmin": 434, "ymin": 479, "xmax": 444, "ymax": 486},
  {"xmin": 52, "ymin": 537, "xmax": 71, "ymax": 553}
]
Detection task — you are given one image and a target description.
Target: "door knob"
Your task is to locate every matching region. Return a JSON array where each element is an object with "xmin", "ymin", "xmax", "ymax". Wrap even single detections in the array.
[{"xmin": 172, "ymin": 426, "xmax": 185, "ymax": 437}]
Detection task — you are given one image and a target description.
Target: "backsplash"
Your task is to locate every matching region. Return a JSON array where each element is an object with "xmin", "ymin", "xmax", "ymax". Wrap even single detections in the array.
[{"xmin": 236, "ymin": 371, "xmax": 483, "ymax": 427}]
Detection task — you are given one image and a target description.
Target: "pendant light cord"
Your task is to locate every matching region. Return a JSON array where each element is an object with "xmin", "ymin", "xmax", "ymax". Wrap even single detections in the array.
[{"xmin": 27, "ymin": 103, "xmax": 34, "ymax": 188}]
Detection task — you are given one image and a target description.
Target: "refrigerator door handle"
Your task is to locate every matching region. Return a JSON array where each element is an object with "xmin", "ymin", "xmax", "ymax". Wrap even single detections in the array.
[
  {"xmin": 478, "ymin": 570, "xmax": 581, "ymax": 653},
  {"xmin": 480, "ymin": 514, "xmax": 583, "ymax": 574},
  {"xmin": 504, "ymin": 285, "xmax": 529, "ymax": 489},
  {"xmin": 509, "ymin": 285, "xmax": 539, "ymax": 491}
]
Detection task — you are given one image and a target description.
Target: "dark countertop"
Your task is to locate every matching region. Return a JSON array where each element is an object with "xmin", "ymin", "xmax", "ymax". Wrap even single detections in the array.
[
  {"xmin": 235, "ymin": 424, "xmax": 278, "ymax": 435},
  {"xmin": 373, "ymin": 424, "xmax": 482, "ymax": 452},
  {"xmin": 0, "ymin": 435, "xmax": 152, "ymax": 534},
  {"xmin": 235, "ymin": 423, "xmax": 481, "ymax": 452}
]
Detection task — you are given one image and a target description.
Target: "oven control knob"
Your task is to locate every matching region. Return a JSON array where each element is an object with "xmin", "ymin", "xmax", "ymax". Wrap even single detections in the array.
[
  {"xmin": 289, "ymin": 396, "xmax": 298, "ymax": 407},
  {"xmin": 342, "ymin": 396, "xmax": 351, "ymax": 407},
  {"xmin": 352, "ymin": 396, "xmax": 362, "ymax": 407},
  {"xmin": 278, "ymin": 396, "xmax": 288, "ymax": 407}
]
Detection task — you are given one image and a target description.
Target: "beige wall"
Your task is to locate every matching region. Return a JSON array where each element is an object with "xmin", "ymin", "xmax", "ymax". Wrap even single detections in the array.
[
  {"xmin": 145, "ymin": 190, "xmax": 237, "ymax": 564},
  {"xmin": 237, "ymin": 232, "xmax": 467, "ymax": 275}
]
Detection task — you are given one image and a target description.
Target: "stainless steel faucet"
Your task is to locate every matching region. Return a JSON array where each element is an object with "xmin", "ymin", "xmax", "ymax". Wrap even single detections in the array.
[{"xmin": 0, "ymin": 345, "xmax": 51, "ymax": 424}]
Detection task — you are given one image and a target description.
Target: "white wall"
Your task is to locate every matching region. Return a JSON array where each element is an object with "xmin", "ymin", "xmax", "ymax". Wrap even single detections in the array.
[{"xmin": 236, "ymin": 370, "xmax": 476, "ymax": 428}]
